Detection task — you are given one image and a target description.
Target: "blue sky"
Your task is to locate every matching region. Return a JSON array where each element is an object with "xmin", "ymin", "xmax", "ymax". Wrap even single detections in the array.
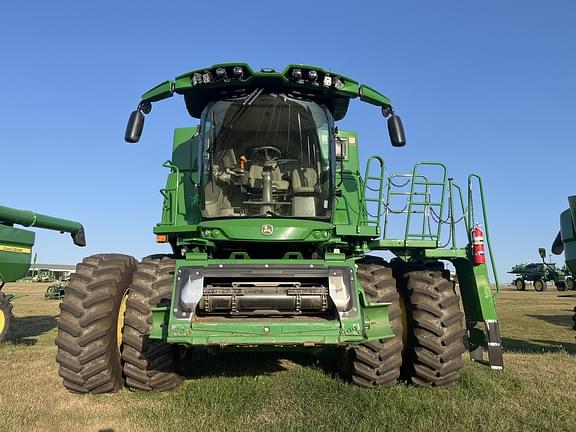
[{"xmin": 1, "ymin": 1, "xmax": 574, "ymax": 283}]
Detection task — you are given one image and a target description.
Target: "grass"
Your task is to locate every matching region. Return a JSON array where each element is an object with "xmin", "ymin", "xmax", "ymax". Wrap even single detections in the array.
[{"xmin": 1, "ymin": 283, "xmax": 575, "ymax": 432}]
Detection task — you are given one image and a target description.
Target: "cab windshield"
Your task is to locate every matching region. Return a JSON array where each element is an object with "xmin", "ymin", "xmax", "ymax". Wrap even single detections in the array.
[{"xmin": 200, "ymin": 92, "xmax": 334, "ymax": 219}]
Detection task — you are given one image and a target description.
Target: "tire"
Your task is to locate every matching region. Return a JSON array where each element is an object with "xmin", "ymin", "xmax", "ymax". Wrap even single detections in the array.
[
  {"xmin": 0, "ymin": 292, "xmax": 13, "ymax": 343},
  {"xmin": 337, "ymin": 257, "xmax": 403, "ymax": 387},
  {"xmin": 533, "ymin": 279, "xmax": 545, "ymax": 292},
  {"xmin": 566, "ymin": 277, "xmax": 574, "ymax": 290},
  {"xmin": 122, "ymin": 256, "xmax": 183, "ymax": 391},
  {"xmin": 402, "ymin": 269, "xmax": 465, "ymax": 386},
  {"xmin": 556, "ymin": 281, "xmax": 566, "ymax": 291},
  {"xmin": 514, "ymin": 278, "xmax": 526, "ymax": 291},
  {"xmin": 56, "ymin": 254, "xmax": 137, "ymax": 394}
]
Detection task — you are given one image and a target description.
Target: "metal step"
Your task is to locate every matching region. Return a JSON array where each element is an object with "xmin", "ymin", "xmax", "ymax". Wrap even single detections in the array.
[{"xmin": 469, "ymin": 320, "xmax": 504, "ymax": 370}]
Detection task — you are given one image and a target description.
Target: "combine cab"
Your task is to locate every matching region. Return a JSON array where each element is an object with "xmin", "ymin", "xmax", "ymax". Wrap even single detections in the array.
[
  {"xmin": 0, "ymin": 205, "xmax": 85, "ymax": 341},
  {"xmin": 57, "ymin": 63, "xmax": 503, "ymax": 393}
]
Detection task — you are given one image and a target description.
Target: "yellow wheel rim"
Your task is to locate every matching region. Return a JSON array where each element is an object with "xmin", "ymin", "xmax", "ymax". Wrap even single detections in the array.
[
  {"xmin": 117, "ymin": 291, "xmax": 129, "ymax": 352},
  {"xmin": 399, "ymin": 295, "xmax": 409, "ymax": 346},
  {"xmin": 0, "ymin": 309, "xmax": 5, "ymax": 336}
]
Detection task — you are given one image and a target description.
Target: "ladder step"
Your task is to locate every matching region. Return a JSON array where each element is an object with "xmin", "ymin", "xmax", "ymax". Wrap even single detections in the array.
[
  {"xmin": 409, "ymin": 202, "xmax": 443, "ymax": 206},
  {"xmin": 386, "ymin": 210, "xmax": 432, "ymax": 215},
  {"xmin": 413, "ymin": 181, "xmax": 445, "ymax": 186},
  {"xmin": 407, "ymin": 235, "xmax": 438, "ymax": 239},
  {"xmin": 389, "ymin": 191, "xmax": 431, "ymax": 196}
]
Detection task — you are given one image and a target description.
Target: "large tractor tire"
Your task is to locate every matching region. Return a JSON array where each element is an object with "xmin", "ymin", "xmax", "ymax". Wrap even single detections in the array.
[
  {"xmin": 122, "ymin": 256, "xmax": 183, "ymax": 391},
  {"xmin": 556, "ymin": 281, "xmax": 567, "ymax": 291},
  {"xmin": 533, "ymin": 279, "xmax": 545, "ymax": 292},
  {"xmin": 402, "ymin": 268, "xmax": 465, "ymax": 386},
  {"xmin": 0, "ymin": 292, "xmax": 13, "ymax": 343},
  {"xmin": 56, "ymin": 254, "xmax": 137, "ymax": 394},
  {"xmin": 337, "ymin": 257, "xmax": 404, "ymax": 387},
  {"xmin": 514, "ymin": 278, "xmax": 526, "ymax": 291},
  {"xmin": 566, "ymin": 277, "xmax": 574, "ymax": 290}
]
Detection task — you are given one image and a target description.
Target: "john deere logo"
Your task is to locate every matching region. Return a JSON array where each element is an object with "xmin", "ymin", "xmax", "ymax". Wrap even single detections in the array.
[{"xmin": 261, "ymin": 224, "xmax": 274, "ymax": 235}]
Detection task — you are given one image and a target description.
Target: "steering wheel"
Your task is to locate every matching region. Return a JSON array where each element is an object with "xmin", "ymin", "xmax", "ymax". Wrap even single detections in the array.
[{"xmin": 249, "ymin": 146, "xmax": 283, "ymax": 161}]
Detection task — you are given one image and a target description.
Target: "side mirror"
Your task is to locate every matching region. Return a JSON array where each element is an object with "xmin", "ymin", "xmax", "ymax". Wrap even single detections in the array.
[
  {"xmin": 538, "ymin": 247, "xmax": 546, "ymax": 259},
  {"xmin": 552, "ymin": 231, "xmax": 564, "ymax": 255},
  {"xmin": 125, "ymin": 110, "xmax": 145, "ymax": 143},
  {"xmin": 387, "ymin": 114, "xmax": 406, "ymax": 147}
]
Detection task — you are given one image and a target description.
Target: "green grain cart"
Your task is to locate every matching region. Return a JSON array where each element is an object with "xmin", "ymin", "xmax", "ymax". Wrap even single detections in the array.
[
  {"xmin": 56, "ymin": 63, "xmax": 503, "ymax": 394},
  {"xmin": 0, "ymin": 205, "xmax": 85, "ymax": 341}
]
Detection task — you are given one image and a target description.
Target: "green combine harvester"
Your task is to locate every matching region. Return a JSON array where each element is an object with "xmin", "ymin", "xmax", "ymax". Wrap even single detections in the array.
[
  {"xmin": 551, "ymin": 195, "xmax": 576, "ymax": 330},
  {"xmin": 0, "ymin": 205, "xmax": 85, "ymax": 341},
  {"xmin": 56, "ymin": 63, "xmax": 503, "ymax": 394}
]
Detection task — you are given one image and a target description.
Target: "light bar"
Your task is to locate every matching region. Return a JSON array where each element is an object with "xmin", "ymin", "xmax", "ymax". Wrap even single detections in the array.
[{"xmin": 286, "ymin": 67, "xmax": 346, "ymax": 90}]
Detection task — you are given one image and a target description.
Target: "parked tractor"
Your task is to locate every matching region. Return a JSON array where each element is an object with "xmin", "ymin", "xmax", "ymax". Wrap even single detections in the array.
[
  {"xmin": 509, "ymin": 260, "xmax": 574, "ymax": 292},
  {"xmin": 0, "ymin": 205, "xmax": 85, "ymax": 341},
  {"xmin": 45, "ymin": 280, "xmax": 68, "ymax": 300},
  {"xmin": 551, "ymin": 195, "xmax": 576, "ymax": 330},
  {"xmin": 57, "ymin": 63, "xmax": 503, "ymax": 394}
]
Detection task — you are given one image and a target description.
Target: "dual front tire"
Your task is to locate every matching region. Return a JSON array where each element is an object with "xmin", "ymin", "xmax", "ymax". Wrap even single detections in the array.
[
  {"xmin": 56, "ymin": 254, "xmax": 182, "ymax": 394},
  {"xmin": 338, "ymin": 258, "xmax": 465, "ymax": 387}
]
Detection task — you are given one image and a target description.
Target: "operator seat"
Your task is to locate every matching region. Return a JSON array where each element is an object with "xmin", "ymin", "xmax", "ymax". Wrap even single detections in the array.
[
  {"xmin": 248, "ymin": 163, "xmax": 289, "ymax": 191},
  {"xmin": 291, "ymin": 168, "xmax": 318, "ymax": 216}
]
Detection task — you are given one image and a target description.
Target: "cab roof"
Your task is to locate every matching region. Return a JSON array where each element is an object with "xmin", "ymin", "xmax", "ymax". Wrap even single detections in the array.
[{"xmin": 139, "ymin": 63, "xmax": 393, "ymax": 121}]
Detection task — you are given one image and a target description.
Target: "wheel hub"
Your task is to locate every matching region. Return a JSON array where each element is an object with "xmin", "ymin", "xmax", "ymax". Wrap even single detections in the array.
[
  {"xmin": 117, "ymin": 291, "xmax": 129, "ymax": 351},
  {"xmin": 0, "ymin": 308, "xmax": 5, "ymax": 335}
]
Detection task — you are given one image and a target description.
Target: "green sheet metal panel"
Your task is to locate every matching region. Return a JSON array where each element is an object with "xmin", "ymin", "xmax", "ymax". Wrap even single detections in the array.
[
  {"xmin": 0, "ymin": 225, "xmax": 34, "ymax": 282},
  {"xmin": 560, "ymin": 204, "xmax": 576, "ymax": 273}
]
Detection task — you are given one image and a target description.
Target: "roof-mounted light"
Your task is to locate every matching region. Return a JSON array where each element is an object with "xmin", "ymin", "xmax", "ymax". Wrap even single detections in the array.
[
  {"xmin": 215, "ymin": 67, "xmax": 227, "ymax": 79},
  {"xmin": 308, "ymin": 70, "xmax": 318, "ymax": 82},
  {"xmin": 333, "ymin": 77, "xmax": 344, "ymax": 90},
  {"xmin": 292, "ymin": 68, "xmax": 303, "ymax": 80},
  {"xmin": 202, "ymin": 71, "xmax": 213, "ymax": 83},
  {"xmin": 233, "ymin": 66, "xmax": 244, "ymax": 78},
  {"xmin": 192, "ymin": 73, "xmax": 203, "ymax": 86},
  {"xmin": 323, "ymin": 74, "xmax": 332, "ymax": 87}
]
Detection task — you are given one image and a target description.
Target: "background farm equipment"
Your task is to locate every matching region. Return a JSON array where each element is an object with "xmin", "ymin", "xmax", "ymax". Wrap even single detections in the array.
[
  {"xmin": 509, "ymin": 260, "xmax": 574, "ymax": 292},
  {"xmin": 57, "ymin": 63, "xmax": 503, "ymax": 394},
  {"xmin": 44, "ymin": 280, "xmax": 68, "ymax": 300},
  {"xmin": 0, "ymin": 205, "xmax": 85, "ymax": 341},
  {"xmin": 22, "ymin": 270, "xmax": 58, "ymax": 283}
]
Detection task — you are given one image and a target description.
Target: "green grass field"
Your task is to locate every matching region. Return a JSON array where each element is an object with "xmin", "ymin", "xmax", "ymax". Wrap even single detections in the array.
[{"xmin": 1, "ymin": 282, "xmax": 575, "ymax": 432}]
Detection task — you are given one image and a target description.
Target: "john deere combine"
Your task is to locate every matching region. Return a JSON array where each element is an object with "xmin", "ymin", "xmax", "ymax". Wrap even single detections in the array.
[
  {"xmin": 0, "ymin": 205, "xmax": 85, "ymax": 341},
  {"xmin": 56, "ymin": 63, "xmax": 503, "ymax": 394},
  {"xmin": 551, "ymin": 195, "xmax": 576, "ymax": 330}
]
